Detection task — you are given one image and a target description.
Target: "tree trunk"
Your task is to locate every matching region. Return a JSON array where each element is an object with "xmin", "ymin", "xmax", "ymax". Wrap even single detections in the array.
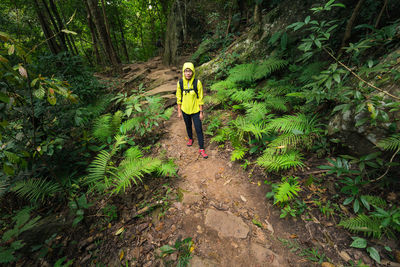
[
  {"xmin": 84, "ymin": 0, "xmax": 102, "ymax": 65},
  {"xmin": 374, "ymin": 0, "xmax": 388, "ymax": 29},
  {"xmin": 117, "ymin": 13, "xmax": 129, "ymax": 62},
  {"xmin": 101, "ymin": 0, "xmax": 111, "ymax": 36},
  {"xmin": 340, "ymin": 0, "xmax": 366, "ymax": 52},
  {"xmin": 48, "ymin": 0, "xmax": 77, "ymax": 55},
  {"xmin": 33, "ymin": 0, "xmax": 62, "ymax": 54},
  {"xmin": 163, "ymin": 1, "xmax": 179, "ymax": 65},
  {"xmin": 176, "ymin": 0, "xmax": 187, "ymax": 42},
  {"xmin": 85, "ymin": 0, "xmax": 120, "ymax": 66},
  {"xmin": 41, "ymin": 0, "xmax": 68, "ymax": 52}
]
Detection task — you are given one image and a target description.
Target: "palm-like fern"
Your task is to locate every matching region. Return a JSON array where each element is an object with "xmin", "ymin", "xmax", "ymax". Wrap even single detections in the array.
[
  {"xmin": 11, "ymin": 178, "xmax": 62, "ymax": 202},
  {"xmin": 253, "ymin": 57, "xmax": 289, "ymax": 80},
  {"xmin": 92, "ymin": 114, "xmax": 114, "ymax": 142},
  {"xmin": 242, "ymin": 102, "xmax": 272, "ymax": 123},
  {"xmin": 266, "ymin": 113, "xmax": 320, "ymax": 134},
  {"xmin": 273, "ymin": 177, "xmax": 301, "ymax": 205},
  {"xmin": 339, "ymin": 214, "xmax": 383, "ymax": 238},
  {"xmin": 261, "ymin": 94, "xmax": 288, "ymax": 112},
  {"xmin": 377, "ymin": 134, "xmax": 400, "ymax": 151},
  {"xmin": 230, "ymin": 89, "xmax": 256, "ymax": 103},
  {"xmin": 257, "ymin": 149, "xmax": 304, "ymax": 172}
]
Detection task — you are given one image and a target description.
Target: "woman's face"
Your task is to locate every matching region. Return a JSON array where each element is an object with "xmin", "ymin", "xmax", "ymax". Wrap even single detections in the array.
[{"xmin": 184, "ymin": 68, "xmax": 193, "ymax": 80}]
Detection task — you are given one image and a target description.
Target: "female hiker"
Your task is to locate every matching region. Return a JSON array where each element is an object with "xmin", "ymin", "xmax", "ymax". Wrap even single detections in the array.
[{"xmin": 176, "ymin": 62, "xmax": 208, "ymax": 159}]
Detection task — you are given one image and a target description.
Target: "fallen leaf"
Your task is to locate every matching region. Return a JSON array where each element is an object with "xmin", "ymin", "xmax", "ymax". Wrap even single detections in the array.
[
  {"xmin": 119, "ymin": 250, "xmax": 124, "ymax": 261},
  {"xmin": 289, "ymin": 234, "xmax": 298, "ymax": 239},
  {"xmin": 108, "ymin": 223, "xmax": 111, "ymax": 229},
  {"xmin": 190, "ymin": 245, "xmax": 195, "ymax": 253},
  {"xmin": 240, "ymin": 195, "xmax": 247, "ymax": 202},
  {"xmin": 115, "ymin": 227, "xmax": 125, "ymax": 235},
  {"xmin": 18, "ymin": 65, "xmax": 27, "ymax": 78},
  {"xmin": 144, "ymin": 184, "xmax": 149, "ymax": 190},
  {"xmin": 223, "ymin": 179, "xmax": 231, "ymax": 185},
  {"xmin": 263, "ymin": 219, "xmax": 274, "ymax": 234},
  {"xmin": 321, "ymin": 262, "xmax": 335, "ymax": 267},
  {"xmin": 339, "ymin": 250, "xmax": 351, "ymax": 262},
  {"xmin": 257, "ymin": 181, "xmax": 261, "ymax": 186},
  {"xmin": 155, "ymin": 222, "xmax": 164, "ymax": 231}
]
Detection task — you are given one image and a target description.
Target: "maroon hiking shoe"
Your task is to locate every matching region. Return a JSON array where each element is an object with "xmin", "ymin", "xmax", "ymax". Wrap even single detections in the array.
[
  {"xmin": 199, "ymin": 149, "xmax": 208, "ymax": 159},
  {"xmin": 186, "ymin": 139, "xmax": 193, "ymax": 146}
]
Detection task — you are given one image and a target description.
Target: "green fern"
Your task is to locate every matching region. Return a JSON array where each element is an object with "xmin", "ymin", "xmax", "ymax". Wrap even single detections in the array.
[
  {"xmin": 211, "ymin": 127, "xmax": 231, "ymax": 143},
  {"xmin": 377, "ymin": 134, "xmax": 400, "ymax": 151},
  {"xmin": 120, "ymin": 117, "xmax": 142, "ymax": 134},
  {"xmin": 253, "ymin": 57, "xmax": 289, "ymax": 80},
  {"xmin": 111, "ymin": 111, "xmax": 124, "ymax": 133},
  {"xmin": 231, "ymin": 146, "xmax": 248, "ymax": 161},
  {"xmin": 230, "ymin": 89, "xmax": 256, "ymax": 103},
  {"xmin": 227, "ymin": 63, "xmax": 257, "ymax": 84},
  {"xmin": 4, "ymin": 151, "xmax": 20, "ymax": 164},
  {"xmin": 156, "ymin": 160, "xmax": 177, "ymax": 177},
  {"xmin": 339, "ymin": 214, "xmax": 382, "ymax": 238},
  {"xmin": 268, "ymin": 133, "xmax": 314, "ymax": 152},
  {"xmin": 266, "ymin": 113, "xmax": 320, "ymax": 135},
  {"xmin": 210, "ymin": 80, "xmax": 236, "ymax": 91},
  {"xmin": 274, "ymin": 177, "xmax": 301, "ymax": 205},
  {"xmin": 363, "ymin": 195, "xmax": 387, "ymax": 209},
  {"xmin": 262, "ymin": 94, "xmax": 288, "ymax": 112},
  {"xmin": 257, "ymin": 149, "xmax": 304, "ymax": 172},
  {"xmin": 242, "ymin": 102, "xmax": 272, "ymax": 123},
  {"xmin": 11, "ymin": 178, "xmax": 62, "ymax": 202},
  {"xmin": 86, "ymin": 150, "xmax": 113, "ymax": 187},
  {"xmin": 92, "ymin": 114, "xmax": 113, "ymax": 142}
]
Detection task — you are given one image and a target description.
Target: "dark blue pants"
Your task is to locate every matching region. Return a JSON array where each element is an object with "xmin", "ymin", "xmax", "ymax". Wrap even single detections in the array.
[{"xmin": 182, "ymin": 111, "xmax": 204, "ymax": 149}]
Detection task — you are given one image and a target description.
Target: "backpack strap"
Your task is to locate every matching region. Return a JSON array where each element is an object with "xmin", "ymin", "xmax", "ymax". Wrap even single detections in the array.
[{"xmin": 179, "ymin": 79, "xmax": 199, "ymax": 103}]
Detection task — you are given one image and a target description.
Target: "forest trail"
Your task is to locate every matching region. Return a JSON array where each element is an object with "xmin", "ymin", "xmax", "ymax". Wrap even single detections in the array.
[{"xmin": 122, "ymin": 57, "xmax": 303, "ymax": 267}]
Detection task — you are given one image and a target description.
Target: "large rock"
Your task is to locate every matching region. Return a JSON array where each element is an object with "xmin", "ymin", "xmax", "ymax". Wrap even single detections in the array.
[{"xmin": 204, "ymin": 208, "xmax": 249, "ymax": 239}]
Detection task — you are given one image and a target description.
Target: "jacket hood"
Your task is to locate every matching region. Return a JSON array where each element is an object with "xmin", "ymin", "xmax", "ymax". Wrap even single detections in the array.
[{"xmin": 182, "ymin": 62, "xmax": 195, "ymax": 82}]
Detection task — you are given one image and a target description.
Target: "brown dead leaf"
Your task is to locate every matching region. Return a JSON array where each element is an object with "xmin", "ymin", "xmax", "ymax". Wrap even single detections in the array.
[
  {"xmin": 119, "ymin": 250, "xmax": 124, "ymax": 261},
  {"xmin": 339, "ymin": 251, "xmax": 351, "ymax": 262},
  {"xmin": 289, "ymin": 234, "xmax": 298, "ymax": 239},
  {"xmin": 155, "ymin": 222, "xmax": 164, "ymax": 231},
  {"xmin": 321, "ymin": 262, "xmax": 335, "ymax": 267},
  {"xmin": 395, "ymin": 250, "xmax": 400, "ymax": 263},
  {"xmin": 18, "ymin": 65, "xmax": 27, "ymax": 79}
]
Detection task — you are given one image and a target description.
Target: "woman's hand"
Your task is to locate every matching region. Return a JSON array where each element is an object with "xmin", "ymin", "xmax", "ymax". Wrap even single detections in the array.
[
  {"xmin": 199, "ymin": 111, "xmax": 204, "ymax": 120},
  {"xmin": 178, "ymin": 110, "xmax": 182, "ymax": 118}
]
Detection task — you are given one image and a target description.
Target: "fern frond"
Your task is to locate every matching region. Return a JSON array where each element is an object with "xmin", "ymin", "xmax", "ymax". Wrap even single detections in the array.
[
  {"xmin": 231, "ymin": 146, "xmax": 248, "ymax": 161},
  {"xmin": 86, "ymin": 150, "xmax": 112, "ymax": 185},
  {"xmin": 230, "ymin": 89, "xmax": 256, "ymax": 103},
  {"xmin": 377, "ymin": 134, "xmax": 400, "ymax": 151},
  {"xmin": 268, "ymin": 132, "xmax": 316, "ymax": 152},
  {"xmin": 242, "ymin": 101, "xmax": 272, "ymax": 123},
  {"xmin": 211, "ymin": 127, "xmax": 231, "ymax": 143},
  {"xmin": 111, "ymin": 111, "xmax": 124, "ymax": 132},
  {"xmin": 124, "ymin": 146, "xmax": 143, "ymax": 159},
  {"xmin": 11, "ymin": 178, "xmax": 62, "ymax": 202},
  {"xmin": 266, "ymin": 113, "xmax": 320, "ymax": 135},
  {"xmin": 339, "ymin": 214, "xmax": 382, "ymax": 238},
  {"xmin": 253, "ymin": 57, "xmax": 289, "ymax": 80},
  {"xmin": 258, "ymin": 79, "xmax": 293, "ymax": 96},
  {"xmin": 263, "ymin": 95, "xmax": 288, "ymax": 112},
  {"xmin": 210, "ymin": 80, "xmax": 236, "ymax": 91},
  {"xmin": 274, "ymin": 179, "xmax": 301, "ymax": 205},
  {"xmin": 4, "ymin": 151, "xmax": 20, "ymax": 164},
  {"xmin": 92, "ymin": 114, "xmax": 113, "ymax": 142},
  {"xmin": 227, "ymin": 63, "xmax": 257, "ymax": 84},
  {"xmin": 257, "ymin": 150, "xmax": 304, "ymax": 172},
  {"xmin": 156, "ymin": 160, "xmax": 177, "ymax": 177},
  {"xmin": 363, "ymin": 195, "xmax": 387, "ymax": 209},
  {"xmin": 120, "ymin": 117, "xmax": 142, "ymax": 134}
]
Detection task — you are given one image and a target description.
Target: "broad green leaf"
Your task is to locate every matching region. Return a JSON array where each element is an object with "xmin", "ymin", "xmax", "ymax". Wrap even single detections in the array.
[
  {"xmin": 0, "ymin": 92, "xmax": 9, "ymax": 103},
  {"xmin": 353, "ymin": 199, "xmax": 360, "ymax": 213},
  {"xmin": 343, "ymin": 197, "xmax": 353, "ymax": 205},
  {"xmin": 304, "ymin": 16, "xmax": 310, "ymax": 24},
  {"xmin": 366, "ymin": 247, "xmax": 380, "ymax": 263},
  {"xmin": 350, "ymin": 237, "xmax": 367, "ymax": 248},
  {"xmin": 360, "ymin": 195, "xmax": 370, "ymax": 211}
]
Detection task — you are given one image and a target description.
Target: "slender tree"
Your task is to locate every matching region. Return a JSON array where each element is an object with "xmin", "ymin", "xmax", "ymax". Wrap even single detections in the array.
[{"xmin": 85, "ymin": 0, "xmax": 120, "ymax": 66}]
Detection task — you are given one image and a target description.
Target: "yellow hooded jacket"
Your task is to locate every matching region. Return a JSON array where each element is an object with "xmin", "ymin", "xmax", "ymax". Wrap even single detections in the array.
[{"xmin": 176, "ymin": 62, "xmax": 204, "ymax": 115}]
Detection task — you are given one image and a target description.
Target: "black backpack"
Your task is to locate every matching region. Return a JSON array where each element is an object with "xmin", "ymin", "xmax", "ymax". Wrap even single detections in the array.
[{"xmin": 179, "ymin": 78, "xmax": 198, "ymax": 102}]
